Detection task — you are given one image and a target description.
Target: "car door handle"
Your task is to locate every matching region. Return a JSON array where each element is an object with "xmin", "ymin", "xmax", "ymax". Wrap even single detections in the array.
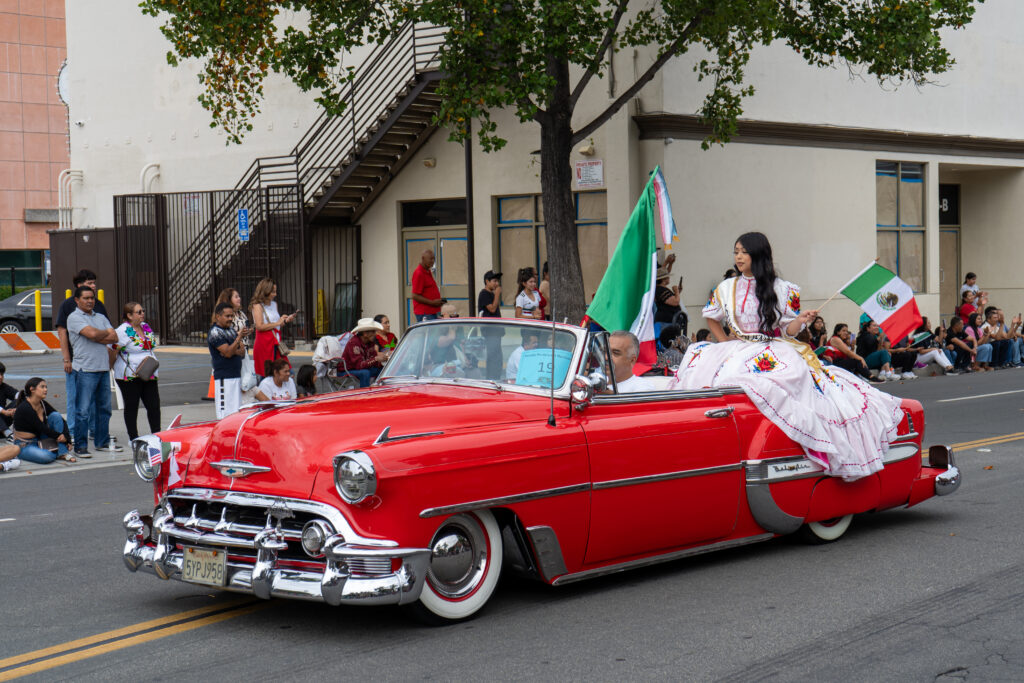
[{"xmin": 704, "ymin": 407, "xmax": 735, "ymax": 419}]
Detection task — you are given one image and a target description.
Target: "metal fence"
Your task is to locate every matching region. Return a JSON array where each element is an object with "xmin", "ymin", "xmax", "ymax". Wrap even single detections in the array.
[{"xmin": 114, "ymin": 186, "xmax": 339, "ymax": 345}]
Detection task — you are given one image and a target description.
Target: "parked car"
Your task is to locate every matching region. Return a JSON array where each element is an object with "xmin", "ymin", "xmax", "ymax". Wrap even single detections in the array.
[
  {"xmin": 122, "ymin": 319, "xmax": 961, "ymax": 623},
  {"xmin": 0, "ymin": 288, "xmax": 51, "ymax": 333}
]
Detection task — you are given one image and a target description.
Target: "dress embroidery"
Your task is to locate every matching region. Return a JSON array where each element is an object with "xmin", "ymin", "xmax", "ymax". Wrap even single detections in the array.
[
  {"xmin": 787, "ymin": 289, "xmax": 800, "ymax": 314},
  {"xmin": 748, "ymin": 349, "xmax": 785, "ymax": 374}
]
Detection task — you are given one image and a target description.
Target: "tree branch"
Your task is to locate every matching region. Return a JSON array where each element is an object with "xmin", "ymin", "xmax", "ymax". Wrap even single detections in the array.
[
  {"xmin": 568, "ymin": 0, "xmax": 630, "ymax": 109},
  {"xmin": 569, "ymin": 12, "xmax": 706, "ymax": 147}
]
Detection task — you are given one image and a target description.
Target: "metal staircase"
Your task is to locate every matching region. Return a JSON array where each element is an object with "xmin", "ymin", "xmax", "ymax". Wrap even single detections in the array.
[{"xmin": 127, "ymin": 23, "xmax": 446, "ymax": 343}]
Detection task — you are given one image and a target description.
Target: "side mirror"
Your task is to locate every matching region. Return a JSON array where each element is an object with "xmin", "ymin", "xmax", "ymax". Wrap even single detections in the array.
[
  {"xmin": 571, "ymin": 375, "xmax": 595, "ymax": 410},
  {"xmin": 587, "ymin": 370, "xmax": 608, "ymax": 394}
]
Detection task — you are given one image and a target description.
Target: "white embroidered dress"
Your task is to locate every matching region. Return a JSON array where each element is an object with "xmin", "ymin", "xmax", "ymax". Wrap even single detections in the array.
[{"xmin": 670, "ymin": 275, "xmax": 903, "ymax": 480}]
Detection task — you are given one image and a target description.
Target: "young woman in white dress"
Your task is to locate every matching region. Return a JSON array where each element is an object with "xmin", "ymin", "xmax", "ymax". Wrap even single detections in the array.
[{"xmin": 670, "ymin": 232, "xmax": 904, "ymax": 481}]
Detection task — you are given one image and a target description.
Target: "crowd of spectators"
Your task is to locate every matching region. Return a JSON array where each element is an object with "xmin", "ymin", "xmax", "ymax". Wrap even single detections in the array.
[{"xmin": 650, "ymin": 269, "xmax": 1024, "ymax": 381}]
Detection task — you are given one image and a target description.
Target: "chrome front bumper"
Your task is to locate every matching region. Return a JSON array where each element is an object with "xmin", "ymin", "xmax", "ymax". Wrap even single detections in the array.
[{"xmin": 123, "ymin": 509, "xmax": 431, "ymax": 606}]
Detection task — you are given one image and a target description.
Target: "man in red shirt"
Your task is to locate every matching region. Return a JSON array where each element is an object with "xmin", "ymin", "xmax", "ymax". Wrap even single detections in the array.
[
  {"xmin": 342, "ymin": 318, "xmax": 388, "ymax": 387},
  {"xmin": 411, "ymin": 249, "xmax": 443, "ymax": 322}
]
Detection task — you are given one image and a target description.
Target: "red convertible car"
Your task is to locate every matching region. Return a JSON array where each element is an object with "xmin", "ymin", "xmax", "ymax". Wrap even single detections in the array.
[{"xmin": 123, "ymin": 319, "xmax": 960, "ymax": 623}]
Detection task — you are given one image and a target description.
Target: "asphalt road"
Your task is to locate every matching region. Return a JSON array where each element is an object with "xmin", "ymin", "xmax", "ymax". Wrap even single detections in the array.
[{"xmin": 0, "ymin": 365, "xmax": 1021, "ymax": 681}]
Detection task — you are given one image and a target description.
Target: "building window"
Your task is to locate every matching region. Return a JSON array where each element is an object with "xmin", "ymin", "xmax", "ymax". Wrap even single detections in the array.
[
  {"xmin": 876, "ymin": 161, "xmax": 924, "ymax": 292},
  {"xmin": 494, "ymin": 192, "xmax": 607, "ymax": 306}
]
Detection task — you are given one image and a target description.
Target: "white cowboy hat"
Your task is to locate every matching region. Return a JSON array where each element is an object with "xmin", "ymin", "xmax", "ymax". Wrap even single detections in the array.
[{"xmin": 351, "ymin": 317, "xmax": 384, "ymax": 335}]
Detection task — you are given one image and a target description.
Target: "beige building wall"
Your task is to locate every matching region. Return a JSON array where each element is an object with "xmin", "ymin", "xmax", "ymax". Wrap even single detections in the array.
[
  {"xmin": 65, "ymin": 0, "xmax": 323, "ymax": 229},
  {"xmin": 943, "ymin": 166, "xmax": 1024, "ymax": 321}
]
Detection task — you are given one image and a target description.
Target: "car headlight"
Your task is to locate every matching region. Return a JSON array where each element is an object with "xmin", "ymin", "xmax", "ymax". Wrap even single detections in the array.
[
  {"xmin": 333, "ymin": 451, "xmax": 377, "ymax": 504},
  {"xmin": 133, "ymin": 435, "xmax": 163, "ymax": 482}
]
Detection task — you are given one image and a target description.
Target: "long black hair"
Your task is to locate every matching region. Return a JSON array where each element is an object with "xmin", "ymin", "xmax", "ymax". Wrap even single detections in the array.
[
  {"xmin": 17, "ymin": 377, "xmax": 45, "ymax": 406},
  {"xmin": 736, "ymin": 232, "xmax": 780, "ymax": 336}
]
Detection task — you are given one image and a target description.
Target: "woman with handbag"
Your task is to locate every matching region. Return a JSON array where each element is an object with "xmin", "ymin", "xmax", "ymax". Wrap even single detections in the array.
[
  {"xmin": 216, "ymin": 288, "xmax": 259, "ymax": 402},
  {"xmin": 13, "ymin": 377, "xmax": 73, "ymax": 464},
  {"xmin": 251, "ymin": 278, "xmax": 297, "ymax": 379},
  {"xmin": 112, "ymin": 302, "xmax": 161, "ymax": 441}
]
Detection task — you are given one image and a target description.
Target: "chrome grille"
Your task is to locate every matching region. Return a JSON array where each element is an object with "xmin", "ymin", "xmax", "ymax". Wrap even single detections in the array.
[
  {"xmin": 347, "ymin": 557, "xmax": 392, "ymax": 576},
  {"xmin": 163, "ymin": 494, "xmax": 334, "ymax": 563}
]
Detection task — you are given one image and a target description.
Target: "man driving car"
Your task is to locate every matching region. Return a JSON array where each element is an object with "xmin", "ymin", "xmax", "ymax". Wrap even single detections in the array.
[{"xmin": 609, "ymin": 331, "xmax": 654, "ymax": 393}]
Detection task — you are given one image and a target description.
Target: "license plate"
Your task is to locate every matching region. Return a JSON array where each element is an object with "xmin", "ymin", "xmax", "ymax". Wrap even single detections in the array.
[{"xmin": 181, "ymin": 546, "xmax": 227, "ymax": 587}]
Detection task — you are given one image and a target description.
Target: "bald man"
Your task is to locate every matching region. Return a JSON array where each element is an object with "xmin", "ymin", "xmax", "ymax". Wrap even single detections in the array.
[{"xmin": 411, "ymin": 249, "xmax": 443, "ymax": 322}]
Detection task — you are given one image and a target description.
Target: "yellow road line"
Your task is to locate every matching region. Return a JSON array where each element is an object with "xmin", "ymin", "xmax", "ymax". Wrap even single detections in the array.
[
  {"xmin": 0, "ymin": 600, "xmax": 264, "ymax": 680},
  {"xmin": 950, "ymin": 432, "xmax": 1024, "ymax": 450}
]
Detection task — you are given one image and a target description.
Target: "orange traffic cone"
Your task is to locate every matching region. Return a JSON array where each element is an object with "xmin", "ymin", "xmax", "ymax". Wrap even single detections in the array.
[{"xmin": 202, "ymin": 372, "xmax": 215, "ymax": 401}]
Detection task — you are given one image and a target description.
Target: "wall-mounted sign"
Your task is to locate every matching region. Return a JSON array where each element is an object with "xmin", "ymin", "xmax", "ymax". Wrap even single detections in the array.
[
  {"xmin": 575, "ymin": 160, "xmax": 604, "ymax": 189},
  {"xmin": 238, "ymin": 209, "xmax": 249, "ymax": 242}
]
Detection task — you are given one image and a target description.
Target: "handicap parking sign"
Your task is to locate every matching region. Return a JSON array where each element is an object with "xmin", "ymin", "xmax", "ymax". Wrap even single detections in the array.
[{"xmin": 238, "ymin": 209, "xmax": 249, "ymax": 242}]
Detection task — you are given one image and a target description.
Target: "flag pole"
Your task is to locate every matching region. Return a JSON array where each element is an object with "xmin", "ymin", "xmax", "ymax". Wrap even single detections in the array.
[{"xmin": 815, "ymin": 288, "xmax": 843, "ymax": 315}]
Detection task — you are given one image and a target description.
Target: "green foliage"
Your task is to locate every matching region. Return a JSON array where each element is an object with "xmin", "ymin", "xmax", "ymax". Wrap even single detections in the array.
[{"xmin": 139, "ymin": 0, "xmax": 983, "ymax": 148}]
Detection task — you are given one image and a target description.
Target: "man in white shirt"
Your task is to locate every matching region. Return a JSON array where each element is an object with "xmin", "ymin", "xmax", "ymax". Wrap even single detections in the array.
[
  {"xmin": 505, "ymin": 330, "xmax": 540, "ymax": 382},
  {"xmin": 609, "ymin": 331, "xmax": 654, "ymax": 393}
]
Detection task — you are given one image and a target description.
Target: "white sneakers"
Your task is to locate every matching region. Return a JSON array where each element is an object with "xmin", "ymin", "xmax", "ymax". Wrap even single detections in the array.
[
  {"xmin": 1, "ymin": 458, "xmax": 21, "ymax": 472},
  {"xmin": 875, "ymin": 369, "xmax": 913, "ymax": 381}
]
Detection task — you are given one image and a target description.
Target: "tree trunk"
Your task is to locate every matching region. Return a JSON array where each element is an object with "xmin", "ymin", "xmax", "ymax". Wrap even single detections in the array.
[{"xmin": 540, "ymin": 59, "xmax": 587, "ymax": 325}]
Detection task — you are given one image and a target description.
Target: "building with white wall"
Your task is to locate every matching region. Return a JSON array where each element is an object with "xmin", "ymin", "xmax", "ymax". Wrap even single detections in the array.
[{"xmin": 60, "ymin": 1, "xmax": 1024, "ymax": 340}]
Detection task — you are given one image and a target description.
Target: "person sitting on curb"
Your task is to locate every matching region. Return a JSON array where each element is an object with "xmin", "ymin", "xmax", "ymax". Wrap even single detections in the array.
[
  {"xmin": 12, "ymin": 377, "xmax": 73, "ymax": 464},
  {"xmin": 609, "ymin": 331, "xmax": 654, "ymax": 393},
  {"xmin": 256, "ymin": 358, "xmax": 297, "ymax": 401}
]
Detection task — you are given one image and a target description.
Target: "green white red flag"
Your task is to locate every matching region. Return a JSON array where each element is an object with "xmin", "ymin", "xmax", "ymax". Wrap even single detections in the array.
[
  {"xmin": 841, "ymin": 263, "xmax": 922, "ymax": 343},
  {"xmin": 585, "ymin": 169, "xmax": 660, "ymax": 373}
]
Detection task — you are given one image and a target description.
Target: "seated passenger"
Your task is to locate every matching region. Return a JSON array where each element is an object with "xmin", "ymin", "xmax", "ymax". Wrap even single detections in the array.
[
  {"xmin": 609, "ymin": 331, "xmax": 654, "ymax": 393},
  {"xmin": 505, "ymin": 330, "xmax": 540, "ymax": 382},
  {"xmin": 342, "ymin": 318, "xmax": 389, "ymax": 387}
]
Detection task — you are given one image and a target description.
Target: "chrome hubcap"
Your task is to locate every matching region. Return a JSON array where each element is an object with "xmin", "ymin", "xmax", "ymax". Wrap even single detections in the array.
[{"xmin": 427, "ymin": 514, "xmax": 487, "ymax": 599}]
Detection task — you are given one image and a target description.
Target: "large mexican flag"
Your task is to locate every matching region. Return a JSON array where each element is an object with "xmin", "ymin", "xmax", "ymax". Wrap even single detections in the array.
[
  {"xmin": 841, "ymin": 263, "xmax": 922, "ymax": 343},
  {"xmin": 585, "ymin": 170, "xmax": 660, "ymax": 374}
]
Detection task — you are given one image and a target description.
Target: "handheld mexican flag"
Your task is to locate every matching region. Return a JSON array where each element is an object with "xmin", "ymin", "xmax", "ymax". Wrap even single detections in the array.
[
  {"xmin": 841, "ymin": 263, "xmax": 922, "ymax": 343},
  {"xmin": 585, "ymin": 168, "xmax": 663, "ymax": 374}
]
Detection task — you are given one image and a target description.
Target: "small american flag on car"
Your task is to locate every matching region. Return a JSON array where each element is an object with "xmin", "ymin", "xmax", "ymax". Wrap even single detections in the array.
[{"xmin": 149, "ymin": 446, "xmax": 161, "ymax": 468}]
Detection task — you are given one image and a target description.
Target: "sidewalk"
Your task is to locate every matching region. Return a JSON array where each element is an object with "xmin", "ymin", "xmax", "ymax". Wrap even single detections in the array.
[{"xmin": 1, "ymin": 402, "xmax": 217, "ymax": 479}]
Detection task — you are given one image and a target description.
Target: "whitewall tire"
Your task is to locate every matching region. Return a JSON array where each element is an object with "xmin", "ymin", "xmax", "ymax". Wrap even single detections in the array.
[
  {"xmin": 414, "ymin": 509, "xmax": 502, "ymax": 624},
  {"xmin": 801, "ymin": 514, "xmax": 853, "ymax": 544}
]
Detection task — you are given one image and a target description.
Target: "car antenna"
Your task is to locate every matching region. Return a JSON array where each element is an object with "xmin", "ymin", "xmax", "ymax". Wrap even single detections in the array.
[{"xmin": 547, "ymin": 308, "xmax": 557, "ymax": 426}]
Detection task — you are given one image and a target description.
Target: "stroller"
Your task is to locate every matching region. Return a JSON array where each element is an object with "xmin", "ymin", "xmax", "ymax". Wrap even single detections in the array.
[{"xmin": 312, "ymin": 332, "xmax": 360, "ymax": 392}]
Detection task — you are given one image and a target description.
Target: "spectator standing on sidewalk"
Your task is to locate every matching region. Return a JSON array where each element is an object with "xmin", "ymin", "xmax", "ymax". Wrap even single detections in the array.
[
  {"xmin": 216, "ymin": 288, "xmax": 258, "ymax": 403},
  {"xmin": 66, "ymin": 285, "xmax": 120, "ymax": 457},
  {"xmin": 112, "ymin": 302, "xmax": 161, "ymax": 442},
  {"xmin": 960, "ymin": 272, "xmax": 988, "ymax": 308},
  {"xmin": 209, "ymin": 302, "xmax": 250, "ymax": 419},
  {"xmin": 538, "ymin": 262, "xmax": 550, "ymax": 318},
  {"xmin": 411, "ymin": 250, "xmax": 443, "ymax": 322},
  {"xmin": 478, "ymin": 270, "xmax": 504, "ymax": 379},
  {"xmin": 251, "ymin": 278, "xmax": 296, "ymax": 378},
  {"xmin": 56, "ymin": 269, "xmax": 107, "ymax": 448}
]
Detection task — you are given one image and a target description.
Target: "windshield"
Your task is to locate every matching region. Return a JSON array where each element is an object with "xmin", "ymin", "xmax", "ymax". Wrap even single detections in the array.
[{"xmin": 382, "ymin": 321, "xmax": 578, "ymax": 390}]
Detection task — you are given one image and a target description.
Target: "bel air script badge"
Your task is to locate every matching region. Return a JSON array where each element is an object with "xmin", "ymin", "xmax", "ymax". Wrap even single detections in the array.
[{"xmin": 209, "ymin": 459, "xmax": 271, "ymax": 479}]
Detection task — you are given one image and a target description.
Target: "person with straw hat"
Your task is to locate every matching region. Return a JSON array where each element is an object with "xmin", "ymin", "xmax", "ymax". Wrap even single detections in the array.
[{"xmin": 341, "ymin": 318, "xmax": 388, "ymax": 387}]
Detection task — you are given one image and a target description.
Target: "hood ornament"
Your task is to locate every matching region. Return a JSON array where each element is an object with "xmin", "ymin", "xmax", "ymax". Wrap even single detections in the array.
[{"xmin": 210, "ymin": 459, "xmax": 271, "ymax": 479}]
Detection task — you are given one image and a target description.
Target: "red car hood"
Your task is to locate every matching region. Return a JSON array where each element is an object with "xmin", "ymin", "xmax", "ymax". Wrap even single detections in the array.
[{"xmin": 178, "ymin": 384, "xmax": 554, "ymax": 497}]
